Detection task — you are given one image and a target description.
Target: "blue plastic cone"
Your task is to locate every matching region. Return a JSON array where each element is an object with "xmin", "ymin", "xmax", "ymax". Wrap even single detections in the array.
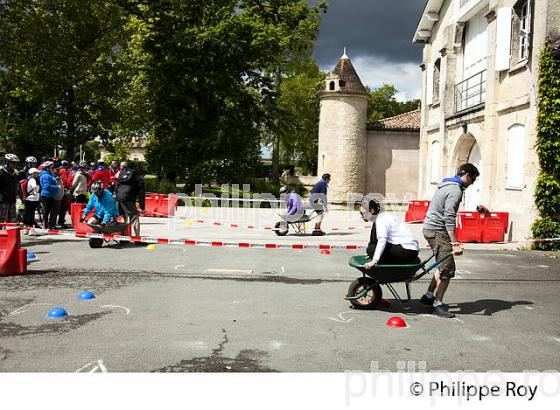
[
  {"xmin": 77, "ymin": 291, "xmax": 95, "ymax": 301},
  {"xmin": 47, "ymin": 307, "xmax": 68, "ymax": 319}
]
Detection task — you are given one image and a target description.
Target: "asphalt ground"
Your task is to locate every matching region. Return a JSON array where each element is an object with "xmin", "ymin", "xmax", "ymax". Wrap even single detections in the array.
[{"xmin": 1, "ymin": 210, "xmax": 559, "ymax": 372}]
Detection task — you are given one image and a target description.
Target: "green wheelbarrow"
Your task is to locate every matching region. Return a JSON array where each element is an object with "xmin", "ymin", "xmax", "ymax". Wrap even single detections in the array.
[{"xmin": 344, "ymin": 252, "xmax": 454, "ymax": 309}]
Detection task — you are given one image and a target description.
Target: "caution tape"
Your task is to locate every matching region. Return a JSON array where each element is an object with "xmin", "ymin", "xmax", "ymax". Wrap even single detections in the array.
[
  {"xmin": 153, "ymin": 212, "xmax": 373, "ymax": 232},
  {"xmin": 26, "ymin": 227, "xmax": 365, "ymax": 250}
]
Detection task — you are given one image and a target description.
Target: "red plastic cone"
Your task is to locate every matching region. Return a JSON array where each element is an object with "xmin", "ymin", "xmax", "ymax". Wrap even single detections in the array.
[
  {"xmin": 386, "ymin": 316, "xmax": 407, "ymax": 328},
  {"xmin": 320, "ymin": 249, "xmax": 331, "ymax": 255}
]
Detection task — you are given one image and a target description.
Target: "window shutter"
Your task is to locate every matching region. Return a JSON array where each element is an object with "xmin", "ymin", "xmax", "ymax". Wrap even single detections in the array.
[
  {"xmin": 426, "ymin": 63, "xmax": 434, "ymax": 104},
  {"xmin": 495, "ymin": 7, "xmax": 512, "ymax": 71}
]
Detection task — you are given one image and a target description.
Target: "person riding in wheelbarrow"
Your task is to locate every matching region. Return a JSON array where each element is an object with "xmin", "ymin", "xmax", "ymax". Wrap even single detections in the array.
[{"xmin": 80, "ymin": 181, "xmax": 120, "ymax": 226}]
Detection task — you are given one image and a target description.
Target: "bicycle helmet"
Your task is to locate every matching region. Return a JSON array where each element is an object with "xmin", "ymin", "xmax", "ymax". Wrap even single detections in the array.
[
  {"xmin": 61, "ymin": 160, "xmax": 69, "ymax": 166},
  {"xmin": 91, "ymin": 181, "xmax": 104, "ymax": 192},
  {"xmin": 25, "ymin": 156, "xmax": 37, "ymax": 164},
  {"xmin": 4, "ymin": 153, "xmax": 20, "ymax": 162},
  {"xmin": 279, "ymin": 186, "xmax": 289, "ymax": 194}
]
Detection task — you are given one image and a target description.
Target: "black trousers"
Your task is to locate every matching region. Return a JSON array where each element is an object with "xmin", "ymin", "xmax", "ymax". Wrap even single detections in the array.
[
  {"xmin": 41, "ymin": 197, "xmax": 57, "ymax": 229},
  {"xmin": 23, "ymin": 200, "xmax": 39, "ymax": 227}
]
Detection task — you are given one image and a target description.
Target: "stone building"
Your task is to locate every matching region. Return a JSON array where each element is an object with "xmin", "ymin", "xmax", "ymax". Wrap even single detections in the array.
[
  {"xmin": 413, "ymin": 0, "xmax": 560, "ymax": 240},
  {"xmin": 316, "ymin": 51, "xmax": 420, "ymax": 203}
]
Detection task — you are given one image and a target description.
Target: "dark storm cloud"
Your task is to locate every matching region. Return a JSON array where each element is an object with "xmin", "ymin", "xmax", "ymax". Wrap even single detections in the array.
[{"xmin": 314, "ymin": 0, "xmax": 426, "ymax": 67}]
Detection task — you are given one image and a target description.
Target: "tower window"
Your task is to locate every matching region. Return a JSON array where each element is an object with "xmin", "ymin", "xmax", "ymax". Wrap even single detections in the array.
[
  {"xmin": 329, "ymin": 81, "xmax": 335, "ymax": 91},
  {"xmin": 339, "ymin": 80, "xmax": 346, "ymax": 88}
]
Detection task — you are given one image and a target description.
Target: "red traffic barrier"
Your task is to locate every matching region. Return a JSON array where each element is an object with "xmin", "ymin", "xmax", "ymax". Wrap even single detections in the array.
[
  {"xmin": 143, "ymin": 193, "xmax": 179, "ymax": 218},
  {"xmin": 0, "ymin": 228, "xmax": 27, "ymax": 276},
  {"xmin": 320, "ymin": 249, "xmax": 331, "ymax": 255},
  {"xmin": 386, "ymin": 316, "xmax": 407, "ymax": 328},
  {"xmin": 456, "ymin": 211, "xmax": 509, "ymax": 243},
  {"xmin": 71, "ymin": 203, "xmax": 95, "ymax": 236},
  {"xmin": 456, "ymin": 212, "xmax": 481, "ymax": 243},
  {"xmin": 404, "ymin": 200, "xmax": 430, "ymax": 223},
  {"xmin": 480, "ymin": 212, "xmax": 506, "ymax": 243}
]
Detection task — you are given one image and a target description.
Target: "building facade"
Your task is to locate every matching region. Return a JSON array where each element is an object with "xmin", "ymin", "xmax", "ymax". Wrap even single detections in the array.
[{"xmin": 414, "ymin": 0, "xmax": 560, "ymax": 240}]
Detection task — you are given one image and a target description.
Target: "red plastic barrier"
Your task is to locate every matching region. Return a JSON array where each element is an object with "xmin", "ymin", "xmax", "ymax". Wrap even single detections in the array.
[
  {"xmin": 481, "ymin": 213, "xmax": 505, "ymax": 243},
  {"xmin": 71, "ymin": 203, "xmax": 95, "ymax": 236},
  {"xmin": 456, "ymin": 211, "xmax": 509, "ymax": 243},
  {"xmin": 144, "ymin": 193, "xmax": 178, "ymax": 217},
  {"xmin": 404, "ymin": 200, "xmax": 430, "ymax": 223},
  {"xmin": 0, "ymin": 228, "xmax": 27, "ymax": 276},
  {"xmin": 71, "ymin": 203, "xmax": 131, "ymax": 236},
  {"xmin": 456, "ymin": 212, "xmax": 482, "ymax": 243}
]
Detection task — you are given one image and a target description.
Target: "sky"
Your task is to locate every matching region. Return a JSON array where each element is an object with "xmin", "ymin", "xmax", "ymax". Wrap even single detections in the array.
[{"xmin": 313, "ymin": 0, "xmax": 426, "ymax": 101}]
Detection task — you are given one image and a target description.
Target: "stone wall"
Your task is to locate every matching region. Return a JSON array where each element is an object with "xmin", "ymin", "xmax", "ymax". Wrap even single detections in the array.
[{"xmin": 365, "ymin": 129, "xmax": 419, "ymax": 199}]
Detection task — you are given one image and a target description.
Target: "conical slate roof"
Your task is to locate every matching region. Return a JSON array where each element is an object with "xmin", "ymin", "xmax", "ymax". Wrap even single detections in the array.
[{"xmin": 327, "ymin": 53, "xmax": 368, "ymax": 94}]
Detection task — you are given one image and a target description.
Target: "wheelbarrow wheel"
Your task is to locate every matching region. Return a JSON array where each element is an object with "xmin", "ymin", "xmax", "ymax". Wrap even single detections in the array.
[
  {"xmin": 274, "ymin": 221, "xmax": 289, "ymax": 236},
  {"xmin": 88, "ymin": 238, "xmax": 104, "ymax": 248},
  {"xmin": 347, "ymin": 277, "xmax": 382, "ymax": 310}
]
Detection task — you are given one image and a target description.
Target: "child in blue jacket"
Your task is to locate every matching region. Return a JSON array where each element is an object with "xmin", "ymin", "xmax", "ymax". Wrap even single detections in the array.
[{"xmin": 81, "ymin": 181, "xmax": 120, "ymax": 225}]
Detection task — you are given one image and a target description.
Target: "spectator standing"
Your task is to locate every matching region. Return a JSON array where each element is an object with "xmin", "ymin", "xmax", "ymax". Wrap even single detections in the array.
[
  {"xmin": 0, "ymin": 154, "xmax": 20, "ymax": 224},
  {"xmin": 39, "ymin": 162, "xmax": 59, "ymax": 229},
  {"xmin": 72, "ymin": 163, "xmax": 89, "ymax": 204},
  {"xmin": 115, "ymin": 163, "xmax": 145, "ymax": 237},
  {"xmin": 22, "ymin": 168, "xmax": 41, "ymax": 230},
  {"xmin": 93, "ymin": 159, "xmax": 111, "ymax": 189}
]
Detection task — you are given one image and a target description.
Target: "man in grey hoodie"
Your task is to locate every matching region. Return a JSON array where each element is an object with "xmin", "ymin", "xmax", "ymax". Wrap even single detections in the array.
[{"xmin": 420, "ymin": 163, "xmax": 480, "ymax": 318}]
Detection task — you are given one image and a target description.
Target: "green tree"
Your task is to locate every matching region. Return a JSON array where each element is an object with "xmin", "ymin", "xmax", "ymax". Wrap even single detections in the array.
[
  {"xmin": 367, "ymin": 84, "xmax": 420, "ymax": 124},
  {"xmin": 0, "ymin": 0, "xmax": 147, "ymax": 160},
  {"xmin": 143, "ymin": 0, "xmax": 326, "ymax": 187},
  {"xmin": 275, "ymin": 60, "xmax": 324, "ymax": 175}
]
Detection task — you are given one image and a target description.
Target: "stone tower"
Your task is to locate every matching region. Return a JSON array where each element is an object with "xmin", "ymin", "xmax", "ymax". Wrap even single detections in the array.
[{"xmin": 317, "ymin": 50, "xmax": 368, "ymax": 203}]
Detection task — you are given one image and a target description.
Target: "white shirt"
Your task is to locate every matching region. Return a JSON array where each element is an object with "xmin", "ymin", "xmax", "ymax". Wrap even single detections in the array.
[
  {"xmin": 26, "ymin": 177, "xmax": 40, "ymax": 202},
  {"xmin": 373, "ymin": 212, "xmax": 419, "ymax": 262}
]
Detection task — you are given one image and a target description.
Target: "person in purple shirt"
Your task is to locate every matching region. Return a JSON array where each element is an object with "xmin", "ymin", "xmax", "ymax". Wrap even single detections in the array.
[{"xmin": 280, "ymin": 185, "xmax": 305, "ymax": 221}]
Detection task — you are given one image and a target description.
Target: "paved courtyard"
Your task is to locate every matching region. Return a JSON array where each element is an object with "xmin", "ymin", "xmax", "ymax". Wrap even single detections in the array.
[{"xmin": 1, "ymin": 208, "xmax": 559, "ymax": 372}]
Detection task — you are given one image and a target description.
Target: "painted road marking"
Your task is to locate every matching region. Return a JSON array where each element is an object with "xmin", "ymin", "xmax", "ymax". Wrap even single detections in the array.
[
  {"xmin": 76, "ymin": 360, "xmax": 107, "ymax": 373},
  {"xmin": 328, "ymin": 311, "xmax": 357, "ymax": 323},
  {"xmin": 100, "ymin": 305, "xmax": 131, "ymax": 315}
]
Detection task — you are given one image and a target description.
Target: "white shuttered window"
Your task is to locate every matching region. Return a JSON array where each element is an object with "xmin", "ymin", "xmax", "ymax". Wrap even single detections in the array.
[
  {"xmin": 507, "ymin": 124, "xmax": 525, "ymax": 188},
  {"xmin": 495, "ymin": 7, "xmax": 512, "ymax": 71}
]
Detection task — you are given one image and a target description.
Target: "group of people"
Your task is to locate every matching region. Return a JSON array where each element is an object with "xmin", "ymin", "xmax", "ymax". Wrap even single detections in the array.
[
  {"xmin": 0, "ymin": 153, "xmax": 145, "ymax": 236},
  {"xmin": 282, "ymin": 164, "xmax": 480, "ymax": 318}
]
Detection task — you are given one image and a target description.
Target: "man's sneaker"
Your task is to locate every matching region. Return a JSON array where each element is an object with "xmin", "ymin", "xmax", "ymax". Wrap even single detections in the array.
[
  {"xmin": 312, "ymin": 230, "xmax": 326, "ymax": 236},
  {"xmin": 420, "ymin": 294, "xmax": 434, "ymax": 306},
  {"xmin": 433, "ymin": 305, "xmax": 455, "ymax": 318}
]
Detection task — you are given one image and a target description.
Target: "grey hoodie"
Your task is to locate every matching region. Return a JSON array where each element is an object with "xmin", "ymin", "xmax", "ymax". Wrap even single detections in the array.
[{"xmin": 423, "ymin": 180, "xmax": 465, "ymax": 231}]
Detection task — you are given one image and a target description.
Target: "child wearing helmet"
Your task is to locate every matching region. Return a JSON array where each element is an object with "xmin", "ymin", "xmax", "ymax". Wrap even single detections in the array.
[{"xmin": 80, "ymin": 181, "xmax": 119, "ymax": 226}]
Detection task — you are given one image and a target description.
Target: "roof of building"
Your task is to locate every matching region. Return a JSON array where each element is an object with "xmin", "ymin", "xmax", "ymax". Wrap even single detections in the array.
[
  {"xmin": 413, "ymin": 0, "xmax": 444, "ymax": 43},
  {"xmin": 367, "ymin": 109, "xmax": 421, "ymax": 131},
  {"xmin": 327, "ymin": 53, "xmax": 368, "ymax": 94}
]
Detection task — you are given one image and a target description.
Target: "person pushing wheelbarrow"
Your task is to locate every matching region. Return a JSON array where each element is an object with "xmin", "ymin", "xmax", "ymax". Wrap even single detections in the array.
[{"xmin": 420, "ymin": 163, "xmax": 480, "ymax": 318}]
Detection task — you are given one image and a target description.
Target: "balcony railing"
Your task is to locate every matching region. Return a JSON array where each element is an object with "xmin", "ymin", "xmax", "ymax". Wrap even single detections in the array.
[{"xmin": 454, "ymin": 70, "xmax": 486, "ymax": 113}]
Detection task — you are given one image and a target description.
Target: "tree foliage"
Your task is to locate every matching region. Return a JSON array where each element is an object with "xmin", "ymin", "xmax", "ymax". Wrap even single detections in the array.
[
  {"xmin": 367, "ymin": 84, "xmax": 420, "ymax": 124},
  {"xmin": 0, "ymin": 0, "xmax": 146, "ymax": 160}
]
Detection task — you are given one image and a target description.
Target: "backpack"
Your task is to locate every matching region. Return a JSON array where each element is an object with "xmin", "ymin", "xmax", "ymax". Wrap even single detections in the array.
[
  {"xmin": 19, "ymin": 177, "xmax": 29, "ymax": 201},
  {"xmin": 116, "ymin": 168, "xmax": 135, "ymax": 184}
]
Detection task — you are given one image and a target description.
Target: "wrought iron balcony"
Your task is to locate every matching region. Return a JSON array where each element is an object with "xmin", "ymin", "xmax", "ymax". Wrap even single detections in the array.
[{"xmin": 454, "ymin": 70, "xmax": 486, "ymax": 113}]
